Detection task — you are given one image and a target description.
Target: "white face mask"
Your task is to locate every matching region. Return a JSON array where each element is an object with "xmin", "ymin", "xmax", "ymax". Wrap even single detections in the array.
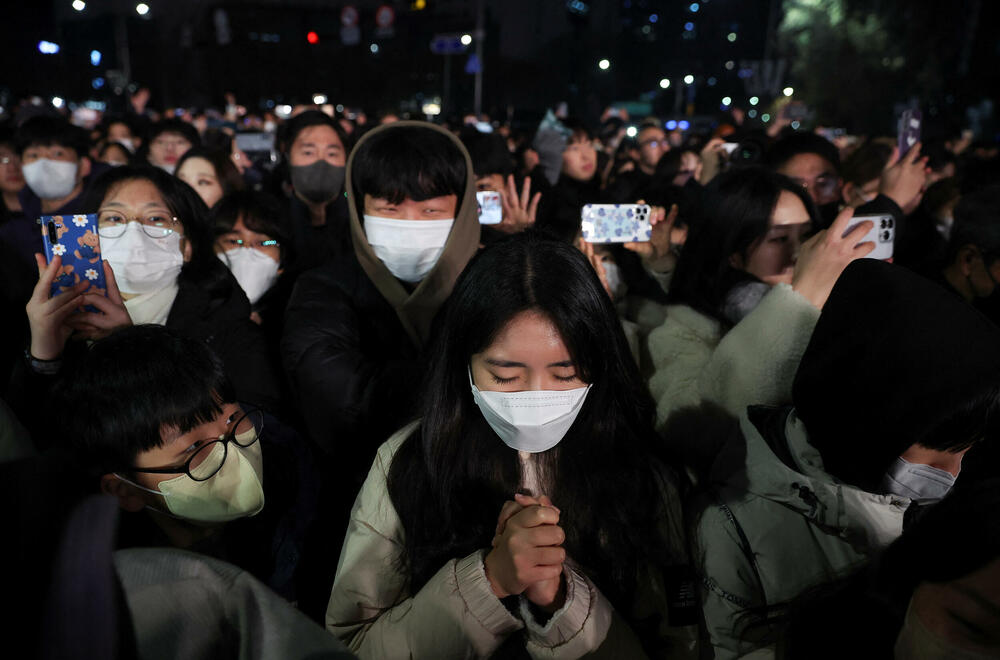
[
  {"xmin": 102, "ymin": 222, "xmax": 184, "ymax": 295},
  {"xmin": 156, "ymin": 162, "xmax": 176, "ymax": 175},
  {"xmin": 363, "ymin": 214, "xmax": 453, "ymax": 283},
  {"xmin": 22, "ymin": 158, "xmax": 79, "ymax": 200},
  {"xmin": 218, "ymin": 247, "xmax": 279, "ymax": 305},
  {"xmin": 880, "ymin": 457, "xmax": 957, "ymax": 503},
  {"xmin": 469, "ymin": 369, "xmax": 592, "ymax": 453},
  {"xmin": 116, "ymin": 137, "xmax": 136, "ymax": 153},
  {"xmin": 116, "ymin": 437, "xmax": 265, "ymax": 524},
  {"xmin": 894, "ymin": 599, "xmax": 996, "ymax": 660}
]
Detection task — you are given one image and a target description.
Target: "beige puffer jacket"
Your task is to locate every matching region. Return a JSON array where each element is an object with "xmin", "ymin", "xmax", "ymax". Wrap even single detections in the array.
[{"xmin": 326, "ymin": 422, "xmax": 699, "ymax": 659}]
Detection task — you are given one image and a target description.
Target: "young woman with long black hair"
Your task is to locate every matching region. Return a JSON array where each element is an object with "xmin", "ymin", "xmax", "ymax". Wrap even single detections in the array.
[{"xmin": 325, "ymin": 232, "xmax": 698, "ymax": 658}]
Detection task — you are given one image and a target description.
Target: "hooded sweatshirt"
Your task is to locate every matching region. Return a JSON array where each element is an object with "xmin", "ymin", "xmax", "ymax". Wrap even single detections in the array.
[
  {"xmin": 281, "ymin": 121, "xmax": 480, "ymax": 462},
  {"xmin": 695, "ymin": 259, "xmax": 1000, "ymax": 658}
]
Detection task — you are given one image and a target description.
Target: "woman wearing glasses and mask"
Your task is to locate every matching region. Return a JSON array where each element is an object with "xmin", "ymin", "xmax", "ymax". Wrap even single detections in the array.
[{"xmin": 21, "ymin": 165, "xmax": 280, "ymax": 420}]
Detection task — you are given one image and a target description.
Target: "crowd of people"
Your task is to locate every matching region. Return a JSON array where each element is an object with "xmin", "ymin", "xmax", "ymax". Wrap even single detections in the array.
[{"xmin": 1, "ymin": 92, "xmax": 999, "ymax": 659}]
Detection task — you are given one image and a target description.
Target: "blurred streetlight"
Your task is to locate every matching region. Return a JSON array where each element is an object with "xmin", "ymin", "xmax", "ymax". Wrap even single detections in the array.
[
  {"xmin": 312, "ymin": 93, "xmax": 328, "ymax": 105},
  {"xmin": 749, "ymin": 96, "xmax": 759, "ymax": 106},
  {"xmin": 598, "ymin": 59, "xmax": 610, "ymax": 71},
  {"xmin": 90, "ymin": 50, "xmax": 102, "ymax": 66},
  {"xmin": 683, "ymin": 74, "xmax": 694, "ymax": 84},
  {"xmin": 727, "ymin": 32, "xmax": 737, "ymax": 42},
  {"xmin": 659, "ymin": 78, "xmax": 670, "ymax": 89},
  {"xmin": 722, "ymin": 96, "xmax": 732, "ymax": 106},
  {"xmin": 135, "ymin": 3, "xmax": 150, "ymax": 16},
  {"xmin": 626, "ymin": 126, "xmax": 638, "ymax": 138},
  {"xmin": 72, "ymin": 0, "xmax": 86, "ymax": 11},
  {"xmin": 460, "ymin": 34, "xmax": 472, "ymax": 46},
  {"xmin": 783, "ymin": 87, "xmax": 794, "ymax": 97},
  {"xmin": 52, "ymin": 97, "xmax": 65, "ymax": 109}
]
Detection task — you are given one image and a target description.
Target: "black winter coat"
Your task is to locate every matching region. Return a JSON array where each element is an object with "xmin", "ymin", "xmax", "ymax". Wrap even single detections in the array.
[{"xmin": 281, "ymin": 252, "xmax": 422, "ymax": 473}]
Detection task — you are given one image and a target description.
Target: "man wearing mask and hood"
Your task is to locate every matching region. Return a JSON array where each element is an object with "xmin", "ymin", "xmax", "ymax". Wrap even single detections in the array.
[
  {"xmin": 282, "ymin": 120, "xmax": 479, "ymax": 478},
  {"xmin": 279, "ymin": 110, "xmax": 354, "ymax": 272},
  {"xmin": 693, "ymin": 259, "xmax": 1000, "ymax": 659}
]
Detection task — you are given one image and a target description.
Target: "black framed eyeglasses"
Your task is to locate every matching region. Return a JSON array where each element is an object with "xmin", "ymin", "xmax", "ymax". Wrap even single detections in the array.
[{"xmin": 129, "ymin": 407, "xmax": 264, "ymax": 482}]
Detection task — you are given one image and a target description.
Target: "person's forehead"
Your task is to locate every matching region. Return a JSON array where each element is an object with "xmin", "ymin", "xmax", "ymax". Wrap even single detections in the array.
[
  {"xmin": 781, "ymin": 152, "xmax": 836, "ymax": 177},
  {"xmin": 293, "ymin": 124, "xmax": 342, "ymax": 147},
  {"xmin": 639, "ymin": 127, "xmax": 666, "ymax": 141},
  {"xmin": 179, "ymin": 157, "xmax": 216, "ymax": 176},
  {"xmin": 485, "ymin": 310, "xmax": 570, "ymax": 361},
  {"xmin": 153, "ymin": 131, "xmax": 190, "ymax": 143}
]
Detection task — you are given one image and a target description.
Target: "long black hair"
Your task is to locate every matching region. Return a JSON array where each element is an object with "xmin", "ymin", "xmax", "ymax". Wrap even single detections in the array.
[
  {"xmin": 83, "ymin": 165, "xmax": 234, "ymax": 297},
  {"xmin": 387, "ymin": 231, "xmax": 685, "ymax": 617},
  {"xmin": 667, "ymin": 166, "xmax": 818, "ymax": 324}
]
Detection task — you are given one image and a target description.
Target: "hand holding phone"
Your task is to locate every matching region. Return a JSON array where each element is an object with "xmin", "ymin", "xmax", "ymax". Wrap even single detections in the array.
[
  {"xmin": 843, "ymin": 214, "xmax": 894, "ymax": 261},
  {"xmin": 581, "ymin": 204, "xmax": 652, "ymax": 243},
  {"xmin": 40, "ymin": 214, "xmax": 107, "ymax": 311}
]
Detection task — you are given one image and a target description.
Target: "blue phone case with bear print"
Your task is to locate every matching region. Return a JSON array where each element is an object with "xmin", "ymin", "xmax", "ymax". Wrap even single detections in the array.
[{"xmin": 40, "ymin": 214, "xmax": 107, "ymax": 313}]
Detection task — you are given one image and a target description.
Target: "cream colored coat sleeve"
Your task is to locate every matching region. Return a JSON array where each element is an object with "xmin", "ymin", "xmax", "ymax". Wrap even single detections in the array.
[
  {"xmin": 697, "ymin": 284, "xmax": 820, "ymax": 417},
  {"xmin": 326, "ymin": 426, "xmax": 638, "ymax": 659}
]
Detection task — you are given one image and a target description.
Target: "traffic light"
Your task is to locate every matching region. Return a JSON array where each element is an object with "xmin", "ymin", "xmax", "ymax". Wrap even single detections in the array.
[{"xmin": 306, "ymin": 31, "xmax": 319, "ymax": 44}]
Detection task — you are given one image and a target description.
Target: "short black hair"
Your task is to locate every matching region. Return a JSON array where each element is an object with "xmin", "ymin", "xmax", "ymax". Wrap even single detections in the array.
[
  {"xmin": 460, "ymin": 127, "xmax": 513, "ymax": 178},
  {"xmin": 14, "ymin": 116, "xmax": 89, "ymax": 158},
  {"xmin": 210, "ymin": 190, "xmax": 290, "ymax": 262},
  {"xmin": 278, "ymin": 109, "xmax": 352, "ymax": 156},
  {"xmin": 765, "ymin": 132, "xmax": 841, "ymax": 174},
  {"xmin": 351, "ymin": 124, "xmax": 466, "ymax": 204},
  {"xmin": 948, "ymin": 185, "xmax": 1000, "ymax": 265},
  {"xmin": 53, "ymin": 325, "xmax": 235, "ymax": 476},
  {"xmin": 841, "ymin": 141, "xmax": 892, "ymax": 186},
  {"xmin": 146, "ymin": 118, "xmax": 201, "ymax": 150}
]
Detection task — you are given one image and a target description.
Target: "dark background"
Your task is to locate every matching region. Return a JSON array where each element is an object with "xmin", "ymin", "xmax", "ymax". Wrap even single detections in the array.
[{"xmin": 2, "ymin": 0, "xmax": 998, "ymax": 136}]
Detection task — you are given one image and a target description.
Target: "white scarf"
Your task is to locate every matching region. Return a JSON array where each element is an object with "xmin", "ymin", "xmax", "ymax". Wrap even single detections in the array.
[{"xmin": 124, "ymin": 283, "xmax": 179, "ymax": 326}]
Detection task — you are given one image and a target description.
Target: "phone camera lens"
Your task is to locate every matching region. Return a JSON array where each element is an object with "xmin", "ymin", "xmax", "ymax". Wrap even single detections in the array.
[
  {"xmin": 880, "ymin": 219, "xmax": 887, "ymax": 229},
  {"xmin": 887, "ymin": 218, "xmax": 894, "ymax": 229},
  {"xmin": 882, "ymin": 231, "xmax": 891, "ymax": 241}
]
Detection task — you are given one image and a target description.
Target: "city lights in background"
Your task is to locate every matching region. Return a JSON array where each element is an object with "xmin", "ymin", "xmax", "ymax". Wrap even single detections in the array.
[
  {"xmin": 90, "ymin": 50, "xmax": 102, "ymax": 66},
  {"xmin": 659, "ymin": 78, "xmax": 670, "ymax": 89},
  {"xmin": 276, "ymin": 105, "xmax": 292, "ymax": 118},
  {"xmin": 370, "ymin": 43, "xmax": 379, "ymax": 53},
  {"xmin": 92, "ymin": 77, "xmax": 105, "ymax": 89},
  {"xmin": 762, "ymin": 114, "xmax": 771, "ymax": 122},
  {"xmin": 51, "ymin": 96, "xmax": 65, "ymax": 109},
  {"xmin": 783, "ymin": 87, "xmax": 795, "ymax": 97},
  {"xmin": 37, "ymin": 41, "xmax": 60, "ymax": 54},
  {"xmin": 306, "ymin": 31, "xmax": 319, "ymax": 44},
  {"xmin": 749, "ymin": 96, "xmax": 759, "ymax": 106},
  {"xmin": 665, "ymin": 120, "xmax": 678, "ymax": 130},
  {"xmin": 72, "ymin": 0, "xmax": 86, "ymax": 11},
  {"xmin": 312, "ymin": 93, "xmax": 327, "ymax": 104},
  {"xmin": 135, "ymin": 3, "xmax": 150, "ymax": 16},
  {"xmin": 748, "ymin": 109, "xmax": 758, "ymax": 118},
  {"xmin": 725, "ymin": 60, "xmax": 735, "ymax": 70},
  {"xmin": 727, "ymin": 32, "xmax": 737, "ymax": 42},
  {"xmin": 625, "ymin": 125, "xmax": 638, "ymax": 137},
  {"xmin": 722, "ymin": 96, "xmax": 732, "ymax": 106},
  {"xmin": 678, "ymin": 120, "xmax": 690, "ymax": 130},
  {"xmin": 598, "ymin": 59, "xmax": 610, "ymax": 70},
  {"xmin": 421, "ymin": 102, "xmax": 441, "ymax": 116},
  {"xmin": 460, "ymin": 33, "xmax": 472, "ymax": 46},
  {"xmin": 683, "ymin": 74, "xmax": 694, "ymax": 84}
]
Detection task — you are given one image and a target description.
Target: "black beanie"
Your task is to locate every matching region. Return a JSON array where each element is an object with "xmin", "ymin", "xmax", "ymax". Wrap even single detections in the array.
[{"xmin": 792, "ymin": 259, "xmax": 1000, "ymax": 491}]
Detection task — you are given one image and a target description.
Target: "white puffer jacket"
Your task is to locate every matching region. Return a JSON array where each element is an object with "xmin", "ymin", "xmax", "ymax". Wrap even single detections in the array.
[{"xmin": 646, "ymin": 284, "xmax": 820, "ymax": 426}]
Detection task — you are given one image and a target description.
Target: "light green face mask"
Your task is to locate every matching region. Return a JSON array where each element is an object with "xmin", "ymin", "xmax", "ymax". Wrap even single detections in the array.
[{"xmin": 118, "ymin": 431, "xmax": 264, "ymax": 523}]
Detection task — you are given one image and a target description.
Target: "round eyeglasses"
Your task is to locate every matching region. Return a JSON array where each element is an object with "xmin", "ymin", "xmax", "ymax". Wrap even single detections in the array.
[
  {"xmin": 97, "ymin": 211, "xmax": 183, "ymax": 239},
  {"xmin": 129, "ymin": 407, "xmax": 264, "ymax": 482}
]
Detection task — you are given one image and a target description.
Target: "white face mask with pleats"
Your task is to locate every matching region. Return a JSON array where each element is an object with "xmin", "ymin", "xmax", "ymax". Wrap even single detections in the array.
[
  {"xmin": 880, "ymin": 457, "xmax": 957, "ymax": 503},
  {"xmin": 363, "ymin": 215, "xmax": 453, "ymax": 283},
  {"xmin": 218, "ymin": 248, "xmax": 279, "ymax": 305},
  {"xmin": 469, "ymin": 369, "xmax": 591, "ymax": 453}
]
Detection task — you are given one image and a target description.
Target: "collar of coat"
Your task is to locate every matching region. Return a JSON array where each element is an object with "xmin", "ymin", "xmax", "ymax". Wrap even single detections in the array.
[{"xmin": 711, "ymin": 406, "xmax": 909, "ymax": 554}]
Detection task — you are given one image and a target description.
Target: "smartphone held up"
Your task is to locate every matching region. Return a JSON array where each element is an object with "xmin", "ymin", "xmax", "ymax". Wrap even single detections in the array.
[
  {"xmin": 40, "ymin": 214, "xmax": 107, "ymax": 311},
  {"xmin": 581, "ymin": 204, "xmax": 652, "ymax": 243},
  {"xmin": 844, "ymin": 213, "xmax": 895, "ymax": 261}
]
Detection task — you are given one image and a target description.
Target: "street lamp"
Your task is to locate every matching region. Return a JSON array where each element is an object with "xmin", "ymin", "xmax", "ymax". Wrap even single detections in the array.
[
  {"xmin": 72, "ymin": 0, "xmax": 86, "ymax": 11},
  {"xmin": 683, "ymin": 74, "xmax": 694, "ymax": 85},
  {"xmin": 783, "ymin": 87, "xmax": 794, "ymax": 97},
  {"xmin": 749, "ymin": 96, "xmax": 759, "ymax": 106},
  {"xmin": 598, "ymin": 59, "xmax": 610, "ymax": 71},
  {"xmin": 460, "ymin": 34, "xmax": 472, "ymax": 46},
  {"xmin": 659, "ymin": 78, "xmax": 670, "ymax": 89},
  {"xmin": 135, "ymin": 3, "xmax": 150, "ymax": 16}
]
